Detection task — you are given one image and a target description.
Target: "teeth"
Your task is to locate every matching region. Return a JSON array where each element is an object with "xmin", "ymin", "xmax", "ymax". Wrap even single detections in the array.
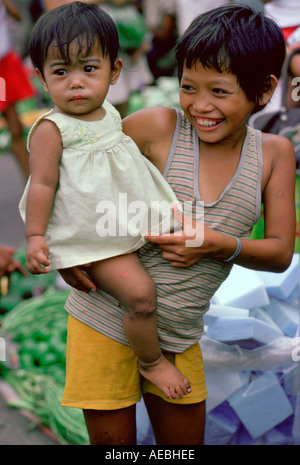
[{"xmin": 197, "ymin": 119, "xmax": 219, "ymax": 127}]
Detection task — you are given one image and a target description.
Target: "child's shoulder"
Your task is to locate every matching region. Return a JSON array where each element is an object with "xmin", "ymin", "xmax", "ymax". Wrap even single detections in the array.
[
  {"xmin": 28, "ymin": 111, "xmax": 62, "ymax": 150},
  {"xmin": 261, "ymin": 131, "xmax": 296, "ymax": 174},
  {"xmin": 262, "ymin": 131, "xmax": 295, "ymax": 157},
  {"xmin": 123, "ymin": 106, "xmax": 177, "ymax": 139},
  {"xmin": 123, "ymin": 107, "xmax": 178, "ymax": 166},
  {"xmin": 29, "ymin": 110, "xmax": 63, "ymax": 135}
]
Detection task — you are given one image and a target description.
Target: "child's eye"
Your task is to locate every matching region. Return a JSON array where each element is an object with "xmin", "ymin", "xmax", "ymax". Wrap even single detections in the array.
[
  {"xmin": 54, "ymin": 69, "xmax": 67, "ymax": 76},
  {"xmin": 212, "ymin": 88, "xmax": 227, "ymax": 95},
  {"xmin": 84, "ymin": 65, "xmax": 96, "ymax": 73},
  {"xmin": 180, "ymin": 84, "xmax": 195, "ymax": 92}
]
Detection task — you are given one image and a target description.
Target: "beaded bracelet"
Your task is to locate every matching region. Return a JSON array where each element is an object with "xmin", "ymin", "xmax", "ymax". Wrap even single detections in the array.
[{"xmin": 224, "ymin": 237, "xmax": 241, "ymax": 262}]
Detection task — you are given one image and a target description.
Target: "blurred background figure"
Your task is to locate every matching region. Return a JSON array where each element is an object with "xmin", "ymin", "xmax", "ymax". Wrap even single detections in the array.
[
  {"xmin": 175, "ymin": 1, "xmax": 266, "ymax": 37},
  {"xmin": 175, "ymin": 0, "xmax": 230, "ymax": 37},
  {"xmin": 0, "ymin": 244, "xmax": 26, "ymax": 280},
  {"xmin": 101, "ymin": 0, "xmax": 153, "ymax": 117},
  {"xmin": 262, "ymin": 0, "xmax": 300, "ymax": 41},
  {"xmin": 0, "ymin": 0, "xmax": 35, "ymax": 179},
  {"xmin": 42, "ymin": 0, "xmax": 80, "ymax": 9},
  {"xmin": 142, "ymin": 0, "xmax": 178, "ymax": 82},
  {"xmin": 5, "ymin": 0, "xmax": 42, "ymax": 59},
  {"xmin": 261, "ymin": 0, "xmax": 300, "ymax": 111}
]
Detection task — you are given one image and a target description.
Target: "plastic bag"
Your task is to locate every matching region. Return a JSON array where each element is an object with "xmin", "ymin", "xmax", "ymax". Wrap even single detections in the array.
[
  {"xmin": 200, "ymin": 334, "xmax": 300, "ymax": 372},
  {"xmin": 201, "ymin": 335, "xmax": 300, "ymax": 444}
]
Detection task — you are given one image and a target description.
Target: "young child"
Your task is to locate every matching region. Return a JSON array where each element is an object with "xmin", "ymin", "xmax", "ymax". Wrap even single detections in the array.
[
  {"xmin": 19, "ymin": 1, "xmax": 191, "ymax": 400},
  {"xmin": 58, "ymin": 5, "xmax": 296, "ymax": 445}
]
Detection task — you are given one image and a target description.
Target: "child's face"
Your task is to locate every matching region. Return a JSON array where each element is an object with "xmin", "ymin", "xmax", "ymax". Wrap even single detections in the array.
[
  {"xmin": 37, "ymin": 40, "xmax": 121, "ymax": 120},
  {"xmin": 179, "ymin": 61, "xmax": 256, "ymax": 145}
]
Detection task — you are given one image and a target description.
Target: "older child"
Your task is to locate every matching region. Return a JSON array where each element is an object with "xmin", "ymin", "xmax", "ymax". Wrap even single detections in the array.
[
  {"xmin": 19, "ymin": 2, "xmax": 191, "ymax": 401},
  {"xmin": 60, "ymin": 5, "xmax": 296, "ymax": 445}
]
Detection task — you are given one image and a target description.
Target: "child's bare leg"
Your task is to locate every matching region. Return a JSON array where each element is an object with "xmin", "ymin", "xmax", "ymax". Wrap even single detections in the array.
[
  {"xmin": 88, "ymin": 253, "xmax": 191, "ymax": 399},
  {"xmin": 3, "ymin": 104, "xmax": 30, "ymax": 179}
]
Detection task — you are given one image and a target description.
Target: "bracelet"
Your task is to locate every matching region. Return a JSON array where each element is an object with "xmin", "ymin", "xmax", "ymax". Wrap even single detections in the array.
[{"xmin": 224, "ymin": 237, "xmax": 241, "ymax": 262}]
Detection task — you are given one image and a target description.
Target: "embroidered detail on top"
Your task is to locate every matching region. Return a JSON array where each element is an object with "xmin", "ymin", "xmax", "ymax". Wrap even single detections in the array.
[
  {"xmin": 75, "ymin": 123, "xmax": 101, "ymax": 144},
  {"xmin": 110, "ymin": 111, "xmax": 122, "ymax": 132}
]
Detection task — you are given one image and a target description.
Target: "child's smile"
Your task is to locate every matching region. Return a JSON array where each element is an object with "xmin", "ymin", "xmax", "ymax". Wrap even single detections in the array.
[
  {"xmin": 180, "ymin": 61, "xmax": 256, "ymax": 146},
  {"xmin": 194, "ymin": 116, "xmax": 224, "ymax": 131}
]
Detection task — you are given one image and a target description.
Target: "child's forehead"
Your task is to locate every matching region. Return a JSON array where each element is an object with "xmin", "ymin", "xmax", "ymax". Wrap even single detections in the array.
[
  {"xmin": 182, "ymin": 60, "xmax": 241, "ymax": 89},
  {"xmin": 46, "ymin": 38, "xmax": 104, "ymax": 62},
  {"xmin": 183, "ymin": 60, "xmax": 234, "ymax": 79}
]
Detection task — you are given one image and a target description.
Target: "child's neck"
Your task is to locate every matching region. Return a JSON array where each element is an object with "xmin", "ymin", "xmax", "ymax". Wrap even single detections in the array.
[
  {"xmin": 53, "ymin": 105, "xmax": 106, "ymax": 122},
  {"xmin": 197, "ymin": 129, "xmax": 247, "ymax": 203}
]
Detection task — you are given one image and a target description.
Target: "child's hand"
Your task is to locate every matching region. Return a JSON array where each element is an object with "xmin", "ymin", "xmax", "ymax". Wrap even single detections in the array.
[
  {"xmin": 145, "ymin": 204, "xmax": 220, "ymax": 267},
  {"xmin": 58, "ymin": 265, "xmax": 97, "ymax": 292},
  {"xmin": 26, "ymin": 236, "xmax": 50, "ymax": 274},
  {"xmin": 0, "ymin": 245, "xmax": 27, "ymax": 278}
]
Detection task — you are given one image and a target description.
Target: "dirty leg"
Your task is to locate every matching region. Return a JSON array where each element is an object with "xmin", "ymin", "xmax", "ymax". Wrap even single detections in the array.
[{"xmin": 88, "ymin": 253, "xmax": 191, "ymax": 399}]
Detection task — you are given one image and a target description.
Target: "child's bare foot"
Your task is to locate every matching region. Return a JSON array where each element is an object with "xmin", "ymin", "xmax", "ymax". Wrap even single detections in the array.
[{"xmin": 139, "ymin": 354, "xmax": 191, "ymax": 399}]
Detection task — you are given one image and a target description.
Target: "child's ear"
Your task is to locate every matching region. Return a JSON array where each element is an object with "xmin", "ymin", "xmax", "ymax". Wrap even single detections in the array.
[
  {"xmin": 110, "ymin": 58, "xmax": 123, "ymax": 85},
  {"xmin": 35, "ymin": 68, "xmax": 49, "ymax": 93},
  {"xmin": 258, "ymin": 74, "xmax": 278, "ymax": 107}
]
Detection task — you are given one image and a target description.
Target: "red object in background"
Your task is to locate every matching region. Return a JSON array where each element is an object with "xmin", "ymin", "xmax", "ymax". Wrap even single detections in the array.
[
  {"xmin": 282, "ymin": 25, "xmax": 299, "ymax": 42},
  {"xmin": 0, "ymin": 51, "xmax": 35, "ymax": 114}
]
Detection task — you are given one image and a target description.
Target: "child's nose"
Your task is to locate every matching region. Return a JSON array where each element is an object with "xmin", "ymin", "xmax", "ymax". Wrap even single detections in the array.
[
  {"xmin": 192, "ymin": 92, "xmax": 214, "ymax": 113},
  {"xmin": 70, "ymin": 72, "xmax": 84, "ymax": 89}
]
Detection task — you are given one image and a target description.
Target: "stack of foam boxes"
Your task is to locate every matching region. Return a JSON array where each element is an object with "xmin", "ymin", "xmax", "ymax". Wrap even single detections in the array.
[
  {"xmin": 136, "ymin": 254, "xmax": 299, "ymax": 445},
  {"xmin": 202, "ymin": 254, "xmax": 299, "ymax": 445}
]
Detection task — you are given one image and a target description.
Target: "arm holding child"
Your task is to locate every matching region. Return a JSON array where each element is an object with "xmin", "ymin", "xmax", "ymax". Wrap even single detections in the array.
[
  {"xmin": 145, "ymin": 133, "xmax": 296, "ymax": 273},
  {"xmin": 124, "ymin": 106, "xmax": 295, "ymax": 272}
]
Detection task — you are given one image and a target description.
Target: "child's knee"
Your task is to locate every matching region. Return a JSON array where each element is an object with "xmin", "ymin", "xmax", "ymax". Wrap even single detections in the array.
[{"xmin": 126, "ymin": 280, "xmax": 157, "ymax": 317}]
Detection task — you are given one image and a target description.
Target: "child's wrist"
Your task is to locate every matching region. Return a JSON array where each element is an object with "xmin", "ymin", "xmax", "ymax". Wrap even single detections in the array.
[
  {"xmin": 224, "ymin": 237, "xmax": 241, "ymax": 262},
  {"xmin": 212, "ymin": 233, "xmax": 241, "ymax": 262},
  {"xmin": 26, "ymin": 233, "xmax": 45, "ymax": 241}
]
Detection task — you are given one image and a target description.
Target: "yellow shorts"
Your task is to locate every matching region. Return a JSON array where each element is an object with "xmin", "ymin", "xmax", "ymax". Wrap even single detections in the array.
[{"xmin": 61, "ymin": 315, "xmax": 207, "ymax": 410}]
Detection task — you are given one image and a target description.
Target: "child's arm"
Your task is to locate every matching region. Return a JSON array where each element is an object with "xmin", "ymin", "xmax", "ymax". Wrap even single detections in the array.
[
  {"xmin": 25, "ymin": 120, "xmax": 62, "ymax": 274},
  {"xmin": 146, "ymin": 134, "xmax": 296, "ymax": 273},
  {"xmin": 3, "ymin": 0, "xmax": 21, "ymax": 21},
  {"xmin": 236, "ymin": 133, "xmax": 295, "ymax": 271}
]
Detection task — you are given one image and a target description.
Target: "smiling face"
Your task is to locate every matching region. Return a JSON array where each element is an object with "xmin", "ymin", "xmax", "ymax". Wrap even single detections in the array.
[
  {"xmin": 37, "ymin": 40, "xmax": 122, "ymax": 121},
  {"xmin": 179, "ymin": 61, "xmax": 258, "ymax": 146}
]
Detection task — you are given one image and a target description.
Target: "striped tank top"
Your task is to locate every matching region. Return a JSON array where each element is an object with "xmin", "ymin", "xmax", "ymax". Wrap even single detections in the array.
[{"xmin": 65, "ymin": 109, "xmax": 263, "ymax": 353}]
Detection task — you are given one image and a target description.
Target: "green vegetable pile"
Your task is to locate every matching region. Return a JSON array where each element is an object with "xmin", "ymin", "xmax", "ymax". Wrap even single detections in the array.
[{"xmin": 0, "ymin": 253, "xmax": 90, "ymax": 445}]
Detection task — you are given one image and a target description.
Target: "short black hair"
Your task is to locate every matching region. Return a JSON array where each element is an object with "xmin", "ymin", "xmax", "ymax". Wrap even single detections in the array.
[
  {"xmin": 175, "ymin": 4, "xmax": 286, "ymax": 107},
  {"xmin": 29, "ymin": 1, "xmax": 119, "ymax": 77}
]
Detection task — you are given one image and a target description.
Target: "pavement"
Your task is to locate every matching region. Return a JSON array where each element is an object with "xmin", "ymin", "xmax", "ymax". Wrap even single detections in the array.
[
  {"xmin": 0, "ymin": 150, "xmax": 58, "ymax": 445},
  {"xmin": 0, "ymin": 151, "xmax": 26, "ymax": 250},
  {"xmin": 0, "ymin": 391, "xmax": 58, "ymax": 445}
]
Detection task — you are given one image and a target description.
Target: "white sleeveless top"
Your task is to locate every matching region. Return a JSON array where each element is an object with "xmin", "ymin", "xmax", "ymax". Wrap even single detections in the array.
[{"xmin": 19, "ymin": 100, "xmax": 180, "ymax": 269}]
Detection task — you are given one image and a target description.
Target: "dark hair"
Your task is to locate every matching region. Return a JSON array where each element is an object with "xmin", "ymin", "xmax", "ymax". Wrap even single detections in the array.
[
  {"xmin": 175, "ymin": 4, "xmax": 286, "ymax": 106},
  {"xmin": 29, "ymin": 1, "xmax": 119, "ymax": 77}
]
